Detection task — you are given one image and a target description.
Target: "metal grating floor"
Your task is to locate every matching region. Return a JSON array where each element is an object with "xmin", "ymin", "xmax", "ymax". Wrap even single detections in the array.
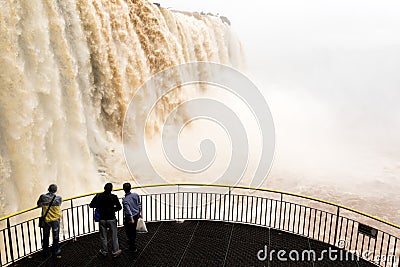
[{"xmin": 15, "ymin": 221, "xmax": 376, "ymax": 267}]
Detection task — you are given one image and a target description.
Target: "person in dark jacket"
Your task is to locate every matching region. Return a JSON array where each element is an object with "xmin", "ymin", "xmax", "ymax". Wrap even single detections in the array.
[
  {"xmin": 122, "ymin": 182, "xmax": 142, "ymax": 252},
  {"xmin": 90, "ymin": 183, "xmax": 122, "ymax": 257}
]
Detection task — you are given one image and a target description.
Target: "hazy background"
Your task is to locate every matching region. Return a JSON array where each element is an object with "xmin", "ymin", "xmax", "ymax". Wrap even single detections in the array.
[{"xmin": 158, "ymin": 0, "xmax": 400, "ymax": 223}]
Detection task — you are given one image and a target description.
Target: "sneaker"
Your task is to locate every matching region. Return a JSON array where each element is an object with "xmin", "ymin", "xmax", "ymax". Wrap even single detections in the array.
[
  {"xmin": 99, "ymin": 249, "xmax": 107, "ymax": 257},
  {"xmin": 112, "ymin": 249, "xmax": 122, "ymax": 258}
]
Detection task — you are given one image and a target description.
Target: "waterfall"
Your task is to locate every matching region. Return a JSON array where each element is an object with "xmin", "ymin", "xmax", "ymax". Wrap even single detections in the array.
[{"xmin": 0, "ymin": 0, "xmax": 245, "ymax": 215}]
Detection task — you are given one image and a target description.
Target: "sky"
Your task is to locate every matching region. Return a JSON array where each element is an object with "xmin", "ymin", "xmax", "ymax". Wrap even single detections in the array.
[
  {"xmin": 157, "ymin": 0, "xmax": 400, "ymax": 217},
  {"xmin": 157, "ymin": 0, "xmax": 400, "ymax": 74}
]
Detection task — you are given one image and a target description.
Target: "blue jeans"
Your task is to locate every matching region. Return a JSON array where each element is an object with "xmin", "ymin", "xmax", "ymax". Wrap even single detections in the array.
[
  {"xmin": 99, "ymin": 219, "xmax": 119, "ymax": 254},
  {"xmin": 42, "ymin": 220, "xmax": 60, "ymax": 256}
]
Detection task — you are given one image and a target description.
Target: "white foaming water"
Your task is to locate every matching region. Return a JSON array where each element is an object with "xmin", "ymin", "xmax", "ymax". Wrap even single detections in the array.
[
  {"xmin": 0, "ymin": 0, "xmax": 244, "ymax": 215},
  {"xmin": 260, "ymin": 81, "xmax": 400, "ymax": 225},
  {"xmin": 1, "ymin": 0, "xmax": 399, "ymax": 228}
]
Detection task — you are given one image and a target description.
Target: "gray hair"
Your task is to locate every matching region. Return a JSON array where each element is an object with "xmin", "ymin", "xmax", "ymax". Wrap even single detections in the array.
[{"xmin": 48, "ymin": 184, "xmax": 58, "ymax": 193}]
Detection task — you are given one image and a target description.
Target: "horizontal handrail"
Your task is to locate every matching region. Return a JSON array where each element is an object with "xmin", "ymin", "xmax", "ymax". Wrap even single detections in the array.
[
  {"xmin": 1, "ymin": 183, "xmax": 399, "ymax": 230},
  {"xmin": 1, "ymin": 184, "xmax": 399, "ymax": 267}
]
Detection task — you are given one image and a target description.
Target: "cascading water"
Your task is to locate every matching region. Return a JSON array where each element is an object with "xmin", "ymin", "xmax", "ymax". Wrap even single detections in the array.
[{"xmin": 0, "ymin": 0, "xmax": 245, "ymax": 215}]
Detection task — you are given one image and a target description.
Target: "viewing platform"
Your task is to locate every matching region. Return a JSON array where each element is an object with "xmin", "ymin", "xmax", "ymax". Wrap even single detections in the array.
[
  {"xmin": 1, "ymin": 184, "xmax": 399, "ymax": 266},
  {"xmin": 14, "ymin": 221, "xmax": 376, "ymax": 266}
]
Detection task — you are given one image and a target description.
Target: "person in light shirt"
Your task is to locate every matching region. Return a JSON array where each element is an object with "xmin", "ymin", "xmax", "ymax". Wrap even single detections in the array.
[{"xmin": 122, "ymin": 182, "xmax": 142, "ymax": 252}]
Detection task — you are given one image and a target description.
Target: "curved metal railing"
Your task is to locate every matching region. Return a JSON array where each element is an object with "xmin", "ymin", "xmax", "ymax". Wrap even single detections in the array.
[{"xmin": 0, "ymin": 183, "xmax": 399, "ymax": 266}]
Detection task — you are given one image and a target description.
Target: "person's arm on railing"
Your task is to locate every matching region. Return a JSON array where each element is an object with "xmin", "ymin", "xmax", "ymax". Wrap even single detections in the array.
[
  {"xmin": 37, "ymin": 195, "xmax": 43, "ymax": 207},
  {"xmin": 89, "ymin": 194, "xmax": 97, "ymax": 208}
]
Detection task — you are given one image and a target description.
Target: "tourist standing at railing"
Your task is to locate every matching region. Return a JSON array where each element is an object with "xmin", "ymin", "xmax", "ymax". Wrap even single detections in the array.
[
  {"xmin": 122, "ymin": 182, "xmax": 142, "ymax": 252},
  {"xmin": 37, "ymin": 184, "xmax": 62, "ymax": 258},
  {"xmin": 89, "ymin": 183, "xmax": 122, "ymax": 257}
]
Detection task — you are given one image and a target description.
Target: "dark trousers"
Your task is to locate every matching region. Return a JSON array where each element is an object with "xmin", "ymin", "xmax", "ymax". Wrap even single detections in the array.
[
  {"xmin": 124, "ymin": 214, "xmax": 139, "ymax": 250},
  {"xmin": 42, "ymin": 220, "xmax": 60, "ymax": 256}
]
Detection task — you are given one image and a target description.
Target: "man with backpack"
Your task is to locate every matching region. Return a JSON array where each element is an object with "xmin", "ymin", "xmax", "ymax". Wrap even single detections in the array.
[{"xmin": 37, "ymin": 184, "xmax": 62, "ymax": 258}]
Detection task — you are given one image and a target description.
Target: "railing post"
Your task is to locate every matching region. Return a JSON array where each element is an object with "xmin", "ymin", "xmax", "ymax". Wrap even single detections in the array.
[
  {"xmin": 333, "ymin": 206, "xmax": 340, "ymax": 246},
  {"xmin": 70, "ymin": 199, "xmax": 76, "ymax": 241},
  {"xmin": 6, "ymin": 218, "xmax": 14, "ymax": 265},
  {"xmin": 279, "ymin": 193, "xmax": 283, "ymax": 229},
  {"xmin": 177, "ymin": 185, "xmax": 180, "ymax": 220},
  {"xmin": 227, "ymin": 186, "xmax": 232, "ymax": 221}
]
